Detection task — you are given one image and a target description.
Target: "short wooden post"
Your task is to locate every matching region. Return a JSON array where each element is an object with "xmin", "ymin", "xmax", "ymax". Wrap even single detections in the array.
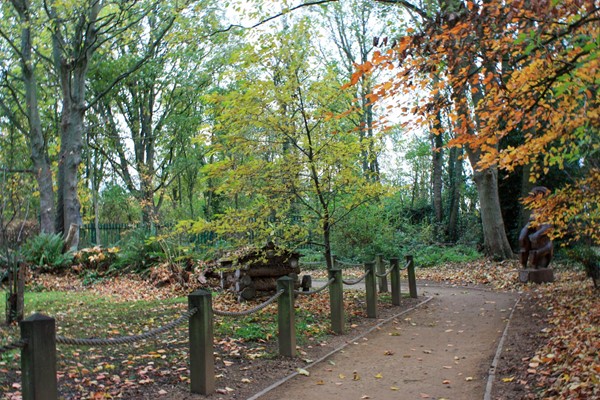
[
  {"xmin": 390, "ymin": 258, "xmax": 401, "ymax": 306},
  {"xmin": 364, "ymin": 262, "xmax": 378, "ymax": 318},
  {"xmin": 328, "ymin": 267, "xmax": 344, "ymax": 334},
  {"xmin": 376, "ymin": 254, "xmax": 388, "ymax": 293},
  {"xmin": 188, "ymin": 290, "xmax": 215, "ymax": 395},
  {"xmin": 277, "ymin": 276, "xmax": 296, "ymax": 357},
  {"xmin": 406, "ymin": 255, "xmax": 418, "ymax": 298},
  {"xmin": 20, "ymin": 313, "xmax": 57, "ymax": 400}
]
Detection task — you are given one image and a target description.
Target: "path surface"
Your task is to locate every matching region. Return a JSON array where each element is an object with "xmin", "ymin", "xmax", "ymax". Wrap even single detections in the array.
[{"xmin": 255, "ymin": 284, "xmax": 518, "ymax": 400}]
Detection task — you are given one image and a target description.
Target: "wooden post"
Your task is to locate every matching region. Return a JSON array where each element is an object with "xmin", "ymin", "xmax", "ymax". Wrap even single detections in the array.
[
  {"xmin": 364, "ymin": 262, "xmax": 378, "ymax": 318},
  {"xmin": 188, "ymin": 290, "xmax": 215, "ymax": 395},
  {"xmin": 390, "ymin": 258, "xmax": 401, "ymax": 306},
  {"xmin": 277, "ymin": 276, "xmax": 296, "ymax": 357},
  {"xmin": 406, "ymin": 255, "xmax": 418, "ymax": 298},
  {"xmin": 20, "ymin": 313, "xmax": 58, "ymax": 400},
  {"xmin": 376, "ymin": 254, "xmax": 388, "ymax": 293},
  {"xmin": 328, "ymin": 267, "xmax": 344, "ymax": 334}
]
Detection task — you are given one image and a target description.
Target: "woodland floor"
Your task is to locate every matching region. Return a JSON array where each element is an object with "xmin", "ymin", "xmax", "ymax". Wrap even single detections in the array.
[{"xmin": 1, "ymin": 260, "xmax": 598, "ymax": 400}]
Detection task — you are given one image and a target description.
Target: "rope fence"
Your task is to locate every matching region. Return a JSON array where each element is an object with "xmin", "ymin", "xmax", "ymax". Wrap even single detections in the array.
[
  {"xmin": 294, "ymin": 277, "xmax": 334, "ymax": 295},
  {"xmin": 7, "ymin": 254, "xmax": 417, "ymax": 399},
  {"xmin": 0, "ymin": 339, "xmax": 27, "ymax": 355},
  {"xmin": 374, "ymin": 264, "xmax": 394, "ymax": 278},
  {"xmin": 56, "ymin": 308, "xmax": 198, "ymax": 346},
  {"xmin": 343, "ymin": 271, "xmax": 369, "ymax": 285},
  {"xmin": 212, "ymin": 290, "xmax": 284, "ymax": 317}
]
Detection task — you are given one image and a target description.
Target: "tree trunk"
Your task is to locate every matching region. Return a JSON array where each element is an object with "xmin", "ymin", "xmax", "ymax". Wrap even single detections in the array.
[
  {"xmin": 446, "ymin": 147, "xmax": 463, "ymax": 242},
  {"xmin": 469, "ymin": 159, "xmax": 514, "ymax": 259},
  {"xmin": 14, "ymin": 0, "xmax": 56, "ymax": 234},
  {"xmin": 55, "ymin": 90, "xmax": 84, "ymax": 239},
  {"xmin": 431, "ymin": 129, "xmax": 444, "ymax": 239}
]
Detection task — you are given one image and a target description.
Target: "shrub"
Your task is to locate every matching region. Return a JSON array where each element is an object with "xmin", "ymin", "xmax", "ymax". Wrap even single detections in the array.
[
  {"xmin": 21, "ymin": 233, "xmax": 73, "ymax": 272},
  {"xmin": 409, "ymin": 244, "xmax": 482, "ymax": 267},
  {"xmin": 112, "ymin": 227, "xmax": 199, "ymax": 274}
]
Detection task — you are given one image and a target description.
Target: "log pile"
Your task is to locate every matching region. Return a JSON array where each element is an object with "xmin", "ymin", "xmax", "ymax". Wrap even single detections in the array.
[{"xmin": 219, "ymin": 242, "xmax": 307, "ymax": 300}]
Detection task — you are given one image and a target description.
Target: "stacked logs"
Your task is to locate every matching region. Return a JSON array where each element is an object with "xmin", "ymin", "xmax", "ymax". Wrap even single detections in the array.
[{"xmin": 219, "ymin": 242, "xmax": 307, "ymax": 301}]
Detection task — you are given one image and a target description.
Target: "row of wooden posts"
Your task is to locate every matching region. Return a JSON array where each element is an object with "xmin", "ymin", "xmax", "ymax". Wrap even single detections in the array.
[{"xmin": 16, "ymin": 256, "xmax": 417, "ymax": 399}]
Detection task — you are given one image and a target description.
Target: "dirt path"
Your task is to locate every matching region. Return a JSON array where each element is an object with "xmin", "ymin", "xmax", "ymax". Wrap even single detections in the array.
[{"xmin": 253, "ymin": 284, "xmax": 518, "ymax": 400}]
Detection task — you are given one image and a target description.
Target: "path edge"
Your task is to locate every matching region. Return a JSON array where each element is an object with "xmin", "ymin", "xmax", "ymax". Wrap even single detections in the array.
[
  {"xmin": 247, "ymin": 296, "xmax": 434, "ymax": 400},
  {"xmin": 483, "ymin": 296, "xmax": 522, "ymax": 400}
]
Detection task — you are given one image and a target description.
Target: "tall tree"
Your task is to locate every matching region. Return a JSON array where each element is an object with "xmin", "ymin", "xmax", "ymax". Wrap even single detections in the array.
[
  {"xmin": 193, "ymin": 20, "xmax": 386, "ymax": 267},
  {"xmin": 360, "ymin": 0, "xmax": 599, "ymax": 250},
  {"xmin": 1, "ymin": 1, "xmax": 56, "ymax": 233},
  {"xmin": 318, "ymin": 0, "xmax": 393, "ymax": 180},
  {"xmin": 1, "ymin": 0, "xmax": 184, "ymax": 246}
]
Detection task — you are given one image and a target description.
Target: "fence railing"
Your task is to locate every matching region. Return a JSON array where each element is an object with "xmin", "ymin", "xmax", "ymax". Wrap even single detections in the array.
[{"xmin": 2, "ymin": 255, "xmax": 417, "ymax": 398}]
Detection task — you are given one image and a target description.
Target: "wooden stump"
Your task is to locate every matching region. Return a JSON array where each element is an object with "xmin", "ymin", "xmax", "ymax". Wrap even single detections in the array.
[{"xmin": 518, "ymin": 268, "xmax": 554, "ymax": 284}]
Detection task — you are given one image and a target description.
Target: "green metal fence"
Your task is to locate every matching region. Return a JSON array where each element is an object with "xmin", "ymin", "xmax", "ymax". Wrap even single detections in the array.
[{"xmin": 79, "ymin": 223, "xmax": 218, "ymax": 249}]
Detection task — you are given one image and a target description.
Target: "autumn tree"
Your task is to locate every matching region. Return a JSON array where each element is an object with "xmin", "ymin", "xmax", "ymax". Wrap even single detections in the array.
[
  {"xmin": 187, "ymin": 20, "xmax": 386, "ymax": 267},
  {"xmin": 348, "ymin": 0, "xmax": 599, "ymax": 256}
]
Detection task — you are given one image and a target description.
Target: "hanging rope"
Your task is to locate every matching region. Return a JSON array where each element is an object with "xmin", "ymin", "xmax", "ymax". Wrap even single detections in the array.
[
  {"xmin": 56, "ymin": 308, "xmax": 197, "ymax": 346},
  {"xmin": 343, "ymin": 270, "xmax": 369, "ymax": 285},
  {"xmin": 375, "ymin": 264, "xmax": 395, "ymax": 278},
  {"xmin": 213, "ymin": 289, "xmax": 284, "ymax": 317},
  {"xmin": 294, "ymin": 277, "xmax": 335, "ymax": 295},
  {"xmin": 0, "ymin": 339, "xmax": 27, "ymax": 354}
]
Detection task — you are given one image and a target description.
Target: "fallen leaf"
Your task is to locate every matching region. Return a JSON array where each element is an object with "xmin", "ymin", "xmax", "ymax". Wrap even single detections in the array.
[
  {"xmin": 465, "ymin": 376, "xmax": 474, "ymax": 381},
  {"xmin": 374, "ymin": 373, "xmax": 383, "ymax": 379},
  {"xmin": 353, "ymin": 371, "xmax": 360, "ymax": 381},
  {"xmin": 241, "ymin": 378, "xmax": 251, "ymax": 383},
  {"xmin": 390, "ymin": 386, "xmax": 400, "ymax": 391},
  {"xmin": 384, "ymin": 350, "xmax": 394, "ymax": 355},
  {"xmin": 316, "ymin": 380, "xmax": 325, "ymax": 385},
  {"xmin": 502, "ymin": 377, "xmax": 515, "ymax": 382},
  {"xmin": 339, "ymin": 373, "xmax": 345, "ymax": 379},
  {"xmin": 298, "ymin": 368, "xmax": 310, "ymax": 376},
  {"xmin": 442, "ymin": 379, "xmax": 451, "ymax": 384}
]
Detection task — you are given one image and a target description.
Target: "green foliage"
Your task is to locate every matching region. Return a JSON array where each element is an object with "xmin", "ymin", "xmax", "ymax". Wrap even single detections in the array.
[
  {"xmin": 112, "ymin": 227, "xmax": 200, "ymax": 273},
  {"xmin": 111, "ymin": 228, "xmax": 164, "ymax": 273},
  {"xmin": 331, "ymin": 202, "xmax": 399, "ymax": 261},
  {"xmin": 409, "ymin": 244, "xmax": 482, "ymax": 268},
  {"xmin": 21, "ymin": 233, "xmax": 73, "ymax": 272},
  {"xmin": 98, "ymin": 184, "xmax": 141, "ymax": 224}
]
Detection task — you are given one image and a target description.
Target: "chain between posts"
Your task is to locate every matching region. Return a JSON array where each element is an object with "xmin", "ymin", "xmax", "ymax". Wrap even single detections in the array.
[
  {"xmin": 56, "ymin": 308, "xmax": 198, "ymax": 346},
  {"xmin": 212, "ymin": 289, "xmax": 284, "ymax": 317},
  {"xmin": 343, "ymin": 270, "xmax": 369, "ymax": 285},
  {"xmin": 294, "ymin": 277, "xmax": 335, "ymax": 295},
  {"xmin": 0, "ymin": 339, "xmax": 28, "ymax": 354}
]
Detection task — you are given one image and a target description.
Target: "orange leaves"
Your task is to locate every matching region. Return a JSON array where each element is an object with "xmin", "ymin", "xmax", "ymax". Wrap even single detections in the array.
[{"xmin": 522, "ymin": 168, "xmax": 600, "ymax": 244}]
